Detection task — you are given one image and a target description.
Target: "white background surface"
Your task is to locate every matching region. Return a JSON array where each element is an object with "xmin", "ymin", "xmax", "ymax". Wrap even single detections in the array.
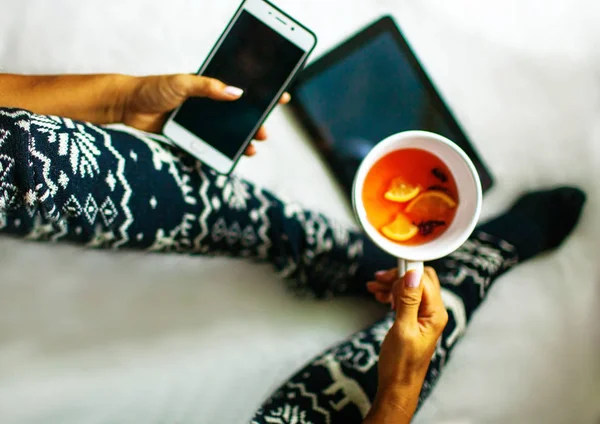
[{"xmin": 1, "ymin": 0, "xmax": 600, "ymax": 423}]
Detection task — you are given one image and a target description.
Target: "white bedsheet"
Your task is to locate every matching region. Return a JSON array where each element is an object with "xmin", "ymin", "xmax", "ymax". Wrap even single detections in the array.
[{"xmin": 1, "ymin": 1, "xmax": 599, "ymax": 423}]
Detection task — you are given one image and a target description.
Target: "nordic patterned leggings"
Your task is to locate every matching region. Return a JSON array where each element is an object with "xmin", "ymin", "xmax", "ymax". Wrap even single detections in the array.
[{"xmin": 0, "ymin": 108, "xmax": 519, "ymax": 423}]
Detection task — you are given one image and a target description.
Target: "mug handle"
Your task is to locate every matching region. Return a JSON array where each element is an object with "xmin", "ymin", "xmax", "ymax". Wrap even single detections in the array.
[{"xmin": 398, "ymin": 258, "xmax": 424, "ymax": 278}]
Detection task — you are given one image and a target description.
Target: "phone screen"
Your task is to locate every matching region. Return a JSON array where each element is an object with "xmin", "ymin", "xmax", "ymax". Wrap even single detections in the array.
[{"xmin": 174, "ymin": 10, "xmax": 305, "ymax": 159}]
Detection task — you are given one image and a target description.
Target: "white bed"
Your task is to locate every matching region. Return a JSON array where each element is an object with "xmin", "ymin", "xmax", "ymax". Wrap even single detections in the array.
[{"xmin": 1, "ymin": 0, "xmax": 599, "ymax": 423}]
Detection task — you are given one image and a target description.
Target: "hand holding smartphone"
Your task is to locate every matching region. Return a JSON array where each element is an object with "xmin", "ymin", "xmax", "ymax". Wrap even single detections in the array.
[{"xmin": 164, "ymin": 0, "xmax": 317, "ymax": 174}]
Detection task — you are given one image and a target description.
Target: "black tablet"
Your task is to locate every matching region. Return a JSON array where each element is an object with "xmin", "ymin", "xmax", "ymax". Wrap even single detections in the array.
[{"xmin": 290, "ymin": 16, "xmax": 494, "ymax": 198}]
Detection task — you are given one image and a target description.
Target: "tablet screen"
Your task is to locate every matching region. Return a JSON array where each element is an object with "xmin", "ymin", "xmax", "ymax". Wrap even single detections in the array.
[{"xmin": 292, "ymin": 19, "xmax": 492, "ymax": 194}]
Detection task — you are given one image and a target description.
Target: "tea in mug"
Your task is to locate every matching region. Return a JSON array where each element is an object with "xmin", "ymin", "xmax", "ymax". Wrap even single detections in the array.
[{"xmin": 362, "ymin": 148, "xmax": 459, "ymax": 245}]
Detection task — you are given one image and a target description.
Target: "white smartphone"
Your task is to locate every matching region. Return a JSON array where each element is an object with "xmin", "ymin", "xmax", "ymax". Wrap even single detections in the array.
[{"xmin": 163, "ymin": 0, "xmax": 317, "ymax": 174}]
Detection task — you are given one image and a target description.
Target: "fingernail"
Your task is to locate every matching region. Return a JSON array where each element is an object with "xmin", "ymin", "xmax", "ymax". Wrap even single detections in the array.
[
  {"xmin": 405, "ymin": 269, "xmax": 423, "ymax": 288},
  {"xmin": 224, "ymin": 86, "xmax": 244, "ymax": 97},
  {"xmin": 375, "ymin": 271, "xmax": 387, "ymax": 278}
]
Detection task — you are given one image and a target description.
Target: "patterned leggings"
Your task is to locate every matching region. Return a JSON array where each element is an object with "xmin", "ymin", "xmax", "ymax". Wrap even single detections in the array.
[{"xmin": 0, "ymin": 108, "xmax": 519, "ymax": 423}]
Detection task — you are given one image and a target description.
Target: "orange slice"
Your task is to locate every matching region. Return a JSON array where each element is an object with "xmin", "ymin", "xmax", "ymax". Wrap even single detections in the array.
[
  {"xmin": 384, "ymin": 178, "xmax": 421, "ymax": 203},
  {"xmin": 381, "ymin": 213, "xmax": 419, "ymax": 242},
  {"xmin": 405, "ymin": 190, "xmax": 457, "ymax": 221}
]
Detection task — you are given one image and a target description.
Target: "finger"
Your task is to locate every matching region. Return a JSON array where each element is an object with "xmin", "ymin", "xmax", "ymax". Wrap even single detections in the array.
[
  {"xmin": 244, "ymin": 144, "xmax": 257, "ymax": 156},
  {"xmin": 254, "ymin": 126, "xmax": 268, "ymax": 141},
  {"xmin": 393, "ymin": 268, "xmax": 424, "ymax": 326},
  {"xmin": 367, "ymin": 281, "xmax": 392, "ymax": 294},
  {"xmin": 419, "ymin": 268, "xmax": 446, "ymax": 322},
  {"xmin": 375, "ymin": 268, "xmax": 398, "ymax": 284},
  {"xmin": 183, "ymin": 75, "xmax": 244, "ymax": 101},
  {"xmin": 279, "ymin": 92, "xmax": 291, "ymax": 105},
  {"xmin": 424, "ymin": 267, "xmax": 440, "ymax": 289},
  {"xmin": 375, "ymin": 292, "xmax": 393, "ymax": 305}
]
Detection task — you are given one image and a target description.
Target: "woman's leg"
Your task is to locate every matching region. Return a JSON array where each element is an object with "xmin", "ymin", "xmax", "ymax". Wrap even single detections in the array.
[
  {"xmin": 251, "ymin": 187, "xmax": 586, "ymax": 423},
  {"xmin": 0, "ymin": 108, "xmax": 392, "ymax": 297}
]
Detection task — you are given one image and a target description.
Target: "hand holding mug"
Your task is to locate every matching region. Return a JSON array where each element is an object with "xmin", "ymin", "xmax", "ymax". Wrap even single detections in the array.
[{"xmin": 364, "ymin": 267, "xmax": 448, "ymax": 424}]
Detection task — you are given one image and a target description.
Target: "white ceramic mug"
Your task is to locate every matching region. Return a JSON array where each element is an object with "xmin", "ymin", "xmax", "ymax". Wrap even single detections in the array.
[{"xmin": 352, "ymin": 131, "xmax": 483, "ymax": 277}]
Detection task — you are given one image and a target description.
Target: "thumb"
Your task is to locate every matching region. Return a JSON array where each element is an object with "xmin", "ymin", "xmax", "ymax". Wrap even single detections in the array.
[
  {"xmin": 393, "ymin": 268, "xmax": 424, "ymax": 326},
  {"xmin": 183, "ymin": 75, "xmax": 244, "ymax": 101}
]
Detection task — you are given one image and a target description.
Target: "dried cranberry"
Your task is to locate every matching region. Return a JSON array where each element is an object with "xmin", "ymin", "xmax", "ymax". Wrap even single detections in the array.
[
  {"xmin": 415, "ymin": 220, "xmax": 446, "ymax": 236},
  {"xmin": 432, "ymin": 168, "xmax": 448, "ymax": 183}
]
